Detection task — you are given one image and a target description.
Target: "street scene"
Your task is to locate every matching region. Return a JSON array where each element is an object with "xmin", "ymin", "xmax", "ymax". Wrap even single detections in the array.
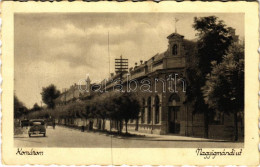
[
  {"xmin": 14, "ymin": 126, "xmax": 242, "ymax": 148},
  {"xmin": 14, "ymin": 13, "xmax": 244, "ymax": 148}
]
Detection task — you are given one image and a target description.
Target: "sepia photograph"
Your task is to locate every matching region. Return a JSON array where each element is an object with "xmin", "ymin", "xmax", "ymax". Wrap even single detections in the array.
[
  {"xmin": 2, "ymin": 1, "xmax": 259, "ymax": 165},
  {"xmin": 13, "ymin": 12, "xmax": 245, "ymax": 148}
]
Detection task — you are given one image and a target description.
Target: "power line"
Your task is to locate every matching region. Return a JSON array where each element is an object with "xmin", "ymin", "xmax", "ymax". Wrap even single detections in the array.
[{"xmin": 108, "ymin": 31, "xmax": 111, "ymax": 76}]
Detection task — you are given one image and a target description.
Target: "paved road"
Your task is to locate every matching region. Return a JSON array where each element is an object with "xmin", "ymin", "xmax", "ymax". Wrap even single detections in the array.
[{"xmin": 14, "ymin": 126, "xmax": 243, "ymax": 148}]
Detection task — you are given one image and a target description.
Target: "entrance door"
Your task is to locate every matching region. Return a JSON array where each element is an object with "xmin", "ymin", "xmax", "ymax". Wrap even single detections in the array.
[{"xmin": 168, "ymin": 106, "xmax": 180, "ymax": 134}]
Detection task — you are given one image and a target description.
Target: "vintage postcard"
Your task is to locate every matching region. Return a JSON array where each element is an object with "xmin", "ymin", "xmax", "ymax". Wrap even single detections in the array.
[{"xmin": 1, "ymin": 1, "xmax": 259, "ymax": 165}]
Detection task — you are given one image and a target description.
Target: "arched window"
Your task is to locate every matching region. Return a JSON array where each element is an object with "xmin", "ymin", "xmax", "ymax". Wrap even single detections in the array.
[
  {"xmin": 154, "ymin": 95, "xmax": 160, "ymax": 124},
  {"xmin": 169, "ymin": 93, "xmax": 180, "ymax": 102},
  {"xmin": 172, "ymin": 44, "xmax": 178, "ymax": 55},
  {"xmin": 147, "ymin": 97, "xmax": 152, "ymax": 124},
  {"xmin": 169, "ymin": 93, "xmax": 180, "ymax": 106},
  {"xmin": 141, "ymin": 98, "xmax": 145, "ymax": 123}
]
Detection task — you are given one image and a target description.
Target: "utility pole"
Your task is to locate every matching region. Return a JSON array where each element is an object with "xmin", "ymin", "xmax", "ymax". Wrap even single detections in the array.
[
  {"xmin": 114, "ymin": 55, "xmax": 128, "ymax": 131},
  {"xmin": 115, "ymin": 55, "xmax": 128, "ymax": 74},
  {"xmin": 115, "ymin": 55, "xmax": 128, "ymax": 89}
]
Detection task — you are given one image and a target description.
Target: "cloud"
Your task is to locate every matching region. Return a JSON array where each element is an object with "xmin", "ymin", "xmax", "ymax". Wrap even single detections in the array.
[
  {"xmin": 14, "ymin": 13, "xmax": 244, "ymax": 107},
  {"xmin": 46, "ymin": 23, "xmax": 86, "ymax": 39}
]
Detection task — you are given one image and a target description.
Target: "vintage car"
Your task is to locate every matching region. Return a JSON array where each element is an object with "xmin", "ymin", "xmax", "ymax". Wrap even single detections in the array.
[{"xmin": 28, "ymin": 119, "xmax": 46, "ymax": 137}]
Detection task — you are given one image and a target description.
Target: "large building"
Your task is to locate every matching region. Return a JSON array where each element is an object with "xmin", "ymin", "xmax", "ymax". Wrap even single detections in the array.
[
  {"xmin": 56, "ymin": 31, "xmax": 244, "ymax": 140},
  {"xmin": 103, "ymin": 32, "xmax": 243, "ymax": 140},
  {"xmin": 101, "ymin": 32, "xmax": 190, "ymax": 135}
]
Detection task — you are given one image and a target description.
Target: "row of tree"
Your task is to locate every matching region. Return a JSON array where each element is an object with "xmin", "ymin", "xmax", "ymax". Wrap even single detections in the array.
[
  {"xmin": 27, "ymin": 91, "xmax": 140, "ymax": 134},
  {"xmin": 14, "ymin": 95, "xmax": 28, "ymax": 118},
  {"xmin": 186, "ymin": 16, "xmax": 244, "ymax": 141},
  {"xmin": 14, "ymin": 83, "xmax": 60, "ymax": 118}
]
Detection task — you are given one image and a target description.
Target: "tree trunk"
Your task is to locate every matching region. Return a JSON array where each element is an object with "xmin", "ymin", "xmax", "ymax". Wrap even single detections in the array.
[
  {"xmin": 119, "ymin": 121, "xmax": 122, "ymax": 134},
  {"xmin": 102, "ymin": 118, "xmax": 105, "ymax": 131},
  {"xmin": 234, "ymin": 112, "xmax": 238, "ymax": 141},
  {"xmin": 125, "ymin": 121, "xmax": 128, "ymax": 134},
  {"xmin": 204, "ymin": 111, "xmax": 209, "ymax": 138},
  {"xmin": 116, "ymin": 121, "xmax": 119, "ymax": 133},
  {"xmin": 110, "ymin": 119, "xmax": 112, "ymax": 132},
  {"xmin": 135, "ymin": 118, "xmax": 139, "ymax": 131},
  {"xmin": 191, "ymin": 113, "xmax": 194, "ymax": 136},
  {"xmin": 98, "ymin": 119, "xmax": 101, "ymax": 130}
]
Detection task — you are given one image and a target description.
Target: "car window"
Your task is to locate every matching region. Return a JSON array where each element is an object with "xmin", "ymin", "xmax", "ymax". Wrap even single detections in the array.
[{"xmin": 32, "ymin": 122, "xmax": 44, "ymax": 125}]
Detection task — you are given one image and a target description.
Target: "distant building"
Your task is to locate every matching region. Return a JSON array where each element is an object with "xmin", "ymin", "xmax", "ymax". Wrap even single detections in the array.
[{"xmin": 55, "ymin": 76, "xmax": 92, "ymax": 105}]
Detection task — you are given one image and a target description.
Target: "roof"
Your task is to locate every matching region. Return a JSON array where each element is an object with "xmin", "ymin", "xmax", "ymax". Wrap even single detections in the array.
[
  {"xmin": 145, "ymin": 52, "xmax": 165, "ymax": 66},
  {"xmin": 133, "ymin": 63, "xmax": 146, "ymax": 71},
  {"xmin": 153, "ymin": 52, "xmax": 165, "ymax": 62},
  {"xmin": 167, "ymin": 33, "xmax": 184, "ymax": 39},
  {"xmin": 55, "ymin": 84, "xmax": 90, "ymax": 103}
]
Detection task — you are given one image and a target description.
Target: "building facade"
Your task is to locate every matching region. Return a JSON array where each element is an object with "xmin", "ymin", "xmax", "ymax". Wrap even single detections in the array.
[
  {"xmin": 100, "ymin": 32, "xmax": 243, "ymax": 140},
  {"xmin": 101, "ymin": 32, "xmax": 191, "ymax": 135},
  {"xmin": 56, "ymin": 31, "xmax": 244, "ymax": 140}
]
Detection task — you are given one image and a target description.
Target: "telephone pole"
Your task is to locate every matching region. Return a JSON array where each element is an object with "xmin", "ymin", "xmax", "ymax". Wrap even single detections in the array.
[{"xmin": 115, "ymin": 55, "xmax": 128, "ymax": 91}]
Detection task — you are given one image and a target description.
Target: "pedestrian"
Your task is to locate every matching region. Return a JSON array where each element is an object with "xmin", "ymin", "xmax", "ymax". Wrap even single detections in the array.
[{"xmin": 81, "ymin": 125, "xmax": 85, "ymax": 132}]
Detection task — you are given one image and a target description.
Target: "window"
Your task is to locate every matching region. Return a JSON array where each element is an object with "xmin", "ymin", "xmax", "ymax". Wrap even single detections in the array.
[
  {"xmin": 169, "ymin": 93, "xmax": 180, "ymax": 103},
  {"xmin": 31, "ymin": 121, "xmax": 44, "ymax": 125},
  {"xmin": 147, "ymin": 97, "xmax": 151, "ymax": 124},
  {"xmin": 172, "ymin": 44, "xmax": 178, "ymax": 55},
  {"xmin": 155, "ymin": 95, "xmax": 160, "ymax": 124}
]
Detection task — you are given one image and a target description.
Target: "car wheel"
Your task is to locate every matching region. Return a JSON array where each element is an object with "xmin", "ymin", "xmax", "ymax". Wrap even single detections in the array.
[
  {"xmin": 43, "ymin": 133, "xmax": 46, "ymax": 137},
  {"xmin": 29, "ymin": 134, "xmax": 31, "ymax": 137}
]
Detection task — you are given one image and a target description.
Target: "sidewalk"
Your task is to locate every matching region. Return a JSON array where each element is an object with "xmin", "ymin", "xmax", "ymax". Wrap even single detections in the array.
[
  {"xmin": 14, "ymin": 127, "xmax": 29, "ymax": 138},
  {"xmin": 55, "ymin": 125, "xmax": 232, "ymax": 142},
  {"xmin": 63, "ymin": 125, "xmax": 229, "ymax": 142},
  {"xmin": 121, "ymin": 130, "xmax": 228, "ymax": 142}
]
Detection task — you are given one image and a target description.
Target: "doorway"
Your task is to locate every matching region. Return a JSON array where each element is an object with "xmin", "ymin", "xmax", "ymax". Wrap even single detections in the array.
[{"xmin": 168, "ymin": 106, "xmax": 180, "ymax": 134}]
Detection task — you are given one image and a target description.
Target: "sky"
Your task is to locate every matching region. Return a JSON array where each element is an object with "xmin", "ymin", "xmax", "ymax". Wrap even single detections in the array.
[{"xmin": 14, "ymin": 13, "xmax": 244, "ymax": 108}]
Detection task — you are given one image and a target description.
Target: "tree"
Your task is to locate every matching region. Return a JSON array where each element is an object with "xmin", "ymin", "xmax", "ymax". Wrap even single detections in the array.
[
  {"xmin": 121, "ymin": 93, "xmax": 140, "ymax": 133},
  {"xmin": 32, "ymin": 103, "xmax": 41, "ymax": 111},
  {"xmin": 66, "ymin": 101, "xmax": 86, "ymax": 118},
  {"xmin": 186, "ymin": 16, "xmax": 235, "ymax": 138},
  {"xmin": 89, "ymin": 91, "xmax": 140, "ymax": 134},
  {"xmin": 193, "ymin": 16, "xmax": 234, "ymax": 74},
  {"xmin": 89, "ymin": 93, "xmax": 112, "ymax": 131},
  {"xmin": 202, "ymin": 43, "xmax": 244, "ymax": 141},
  {"xmin": 41, "ymin": 84, "xmax": 60, "ymax": 109},
  {"xmin": 112, "ymin": 92, "xmax": 140, "ymax": 133},
  {"xmin": 14, "ymin": 95, "xmax": 27, "ymax": 118}
]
